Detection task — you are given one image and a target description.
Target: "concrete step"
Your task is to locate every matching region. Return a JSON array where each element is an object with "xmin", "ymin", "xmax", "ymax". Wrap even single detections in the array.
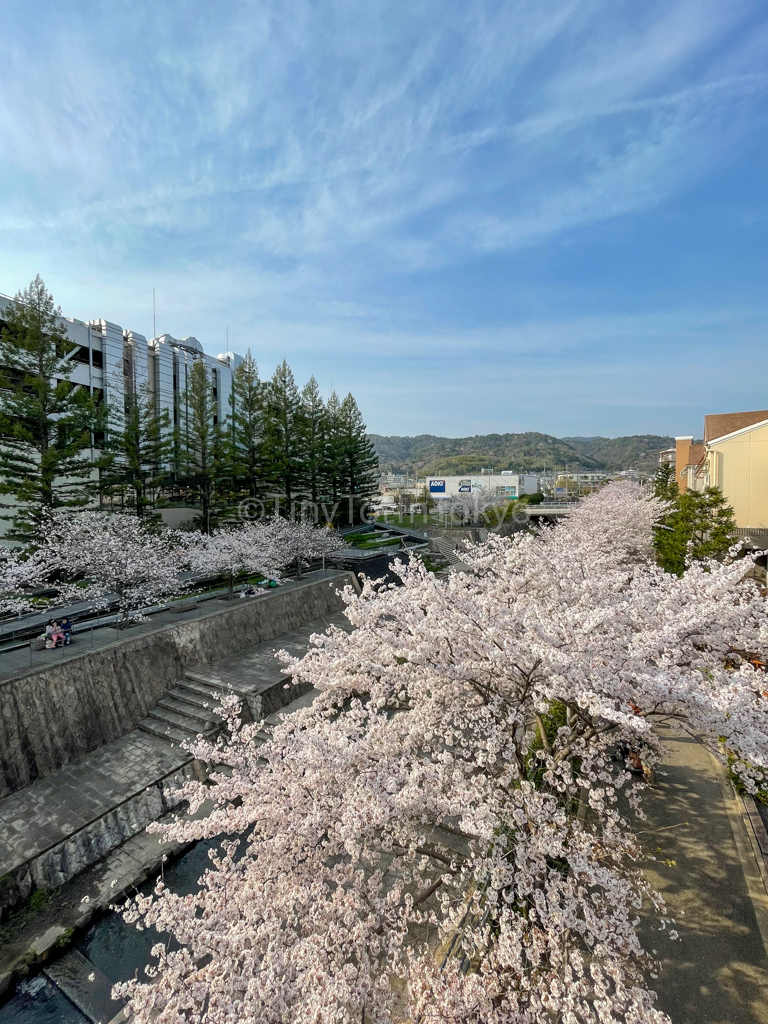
[
  {"xmin": 45, "ymin": 949, "xmax": 125, "ymax": 1024},
  {"xmin": 146, "ymin": 705, "xmax": 215, "ymax": 737},
  {"xmin": 175, "ymin": 679, "xmax": 225, "ymax": 708},
  {"xmin": 136, "ymin": 718, "xmax": 191, "ymax": 745},
  {"xmin": 433, "ymin": 538, "xmax": 471, "ymax": 570},
  {"xmin": 184, "ymin": 669, "xmax": 254, "ymax": 700},
  {"xmin": 254, "ymin": 688, "xmax": 321, "ymax": 746},
  {"xmin": 157, "ymin": 693, "xmax": 220, "ymax": 728},
  {"xmin": 184, "ymin": 669, "xmax": 228, "ymax": 689}
]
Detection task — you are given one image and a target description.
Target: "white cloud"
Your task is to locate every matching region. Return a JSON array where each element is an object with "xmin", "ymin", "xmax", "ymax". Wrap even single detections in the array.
[{"xmin": 1, "ymin": 0, "xmax": 767, "ymax": 437}]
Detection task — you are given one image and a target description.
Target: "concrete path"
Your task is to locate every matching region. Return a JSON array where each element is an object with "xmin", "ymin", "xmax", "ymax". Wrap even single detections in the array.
[
  {"xmin": 639, "ymin": 725, "xmax": 768, "ymax": 1023},
  {"xmin": 0, "ymin": 570, "xmax": 341, "ymax": 682},
  {"xmin": 0, "ymin": 731, "xmax": 189, "ymax": 876}
]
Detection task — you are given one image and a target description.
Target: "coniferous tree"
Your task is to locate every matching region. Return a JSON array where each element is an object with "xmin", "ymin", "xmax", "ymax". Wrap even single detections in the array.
[
  {"xmin": 264, "ymin": 360, "xmax": 305, "ymax": 513},
  {"xmin": 321, "ymin": 391, "xmax": 347, "ymax": 520},
  {"xmin": 300, "ymin": 376, "xmax": 328, "ymax": 511},
  {"xmin": 177, "ymin": 359, "xmax": 222, "ymax": 534},
  {"xmin": 339, "ymin": 393, "xmax": 378, "ymax": 524},
  {"xmin": 653, "ymin": 470, "xmax": 737, "ymax": 576},
  {"xmin": 0, "ymin": 275, "xmax": 104, "ymax": 542},
  {"xmin": 653, "ymin": 461, "xmax": 678, "ymax": 502},
  {"xmin": 229, "ymin": 351, "xmax": 264, "ymax": 500},
  {"xmin": 101, "ymin": 364, "xmax": 172, "ymax": 518}
]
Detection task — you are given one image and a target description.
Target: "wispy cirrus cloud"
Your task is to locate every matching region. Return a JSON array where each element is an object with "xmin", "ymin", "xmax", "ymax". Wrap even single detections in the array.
[{"xmin": 1, "ymin": 0, "xmax": 767, "ymax": 435}]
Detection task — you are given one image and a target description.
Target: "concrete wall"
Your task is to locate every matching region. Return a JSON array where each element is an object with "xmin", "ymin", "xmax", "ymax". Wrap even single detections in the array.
[{"xmin": 0, "ymin": 574, "xmax": 354, "ymax": 799}]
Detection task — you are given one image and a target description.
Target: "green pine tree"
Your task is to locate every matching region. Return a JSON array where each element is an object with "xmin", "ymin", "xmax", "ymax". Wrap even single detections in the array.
[
  {"xmin": 690, "ymin": 487, "xmax": 737, "ymax": 560},
  {"xmin": 321, "ymin": 391, "xmax": 347, "ymax": 520},
  {"xmin": 654, "ymin": 477, "xmax": 736, "ymax": 576},
  {"xmin": 264, "ymin": 360, "xmax": 306, "ymax": 513},
  {"xmin": 177, "ymin": 359, "xmax": 222, "ymax": 534},
  {"xmin": 229, "ymin": 350, "xmax": 265, "ymax": 500},
  {"xmin": 101, "ymin": 364, "xmax": 172, "ymax": 518},
  {"xmin": 0, "ymin": 275, "xmax": 104, "ymax": 543},
  {"xmin": 653, "ymin": 461, "xmax": 678, "ymax": 502},
  {"xmin": 339, "ymin": 393, "xmax": 378, "ymax": 525},
  {"xmin": 300, "ymin": 376, "xmax": 328, "ymax": 511}
]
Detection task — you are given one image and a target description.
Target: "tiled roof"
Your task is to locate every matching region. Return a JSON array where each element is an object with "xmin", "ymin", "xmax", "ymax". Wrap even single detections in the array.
[{"xmin": 704, "ymin": 410, "xmax": 768, "ymax": 442}]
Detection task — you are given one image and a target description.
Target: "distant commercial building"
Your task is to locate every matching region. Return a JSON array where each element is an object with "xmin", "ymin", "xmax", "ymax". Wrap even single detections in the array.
[
  {"xmin": 675, "ymin": 409, "xmax": 768, "ymax": 528},
  {"xmin": 560, "ymin": 472, "xmax": 608, "ymax": 485},
  {"xmin": 426, "ymin": 473, "xmax": 539, "ymax": 500},
  {"xmin": 377, "ymin": 472, "xmax": 414, "ymax": 490}
]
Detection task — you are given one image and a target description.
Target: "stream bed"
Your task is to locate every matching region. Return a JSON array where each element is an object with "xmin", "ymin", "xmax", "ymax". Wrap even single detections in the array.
[{"xmin": 0, "ymin": 840, "xmax": 217, "ymax": 1024}]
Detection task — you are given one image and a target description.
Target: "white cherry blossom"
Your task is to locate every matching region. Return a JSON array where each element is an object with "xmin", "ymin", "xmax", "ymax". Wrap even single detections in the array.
[{"xmin": 116, "ymin": 483, "xmax": 768, "ymax": 1024}]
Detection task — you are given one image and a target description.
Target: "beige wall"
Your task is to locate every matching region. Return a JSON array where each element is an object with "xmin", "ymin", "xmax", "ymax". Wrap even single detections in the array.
[{"xmin": 709, "ymin": 421, "xmax": 768, "ymax": 528}]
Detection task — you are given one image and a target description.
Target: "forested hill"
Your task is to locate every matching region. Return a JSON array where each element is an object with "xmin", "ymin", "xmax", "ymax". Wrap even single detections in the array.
[{"xmin": 369, "ymin": 432, "xmax": 673, "ymax": 476}]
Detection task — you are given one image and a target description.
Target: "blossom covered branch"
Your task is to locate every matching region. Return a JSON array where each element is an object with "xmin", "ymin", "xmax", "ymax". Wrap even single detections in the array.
[{"xmin": 116, "ymin": 484, "xmax": 768, "ymax": 1023}]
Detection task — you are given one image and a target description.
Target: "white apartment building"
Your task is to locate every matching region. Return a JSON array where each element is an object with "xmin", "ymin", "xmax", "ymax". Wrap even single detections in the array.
[
  {"xmin": 426, "ymin": 473, "xmax": 539, "ymax": 500},
  {"xmin": 0, "ymin": 293, "xmax": 243, "ymax": 455}
]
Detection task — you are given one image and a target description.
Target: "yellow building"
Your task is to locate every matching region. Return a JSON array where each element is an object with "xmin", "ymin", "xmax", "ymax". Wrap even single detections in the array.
[{"xmin": 675, "ymin": 409, "xmax": 768, "ymax": 529}]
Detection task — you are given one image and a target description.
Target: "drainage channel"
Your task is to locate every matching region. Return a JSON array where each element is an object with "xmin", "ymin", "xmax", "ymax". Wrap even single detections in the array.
[{"xmin": 0, "ymin": 839, "xmax": 218, "ymax": 1024}]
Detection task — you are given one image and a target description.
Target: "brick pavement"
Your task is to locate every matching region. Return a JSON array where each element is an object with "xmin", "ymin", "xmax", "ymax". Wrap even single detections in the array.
[{"xmin": 0, "ymin": 731, "xmax": 189, "ymax": 875}]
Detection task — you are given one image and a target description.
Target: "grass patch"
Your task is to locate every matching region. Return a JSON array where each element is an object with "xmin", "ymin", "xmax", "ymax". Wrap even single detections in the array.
[
  {"xmin": 29, "ymin": 890, "xmax": 50, "ymax": 912},
  {"xmin": 345, "ymin": 533, "xmax": 404, "ymax": 550}
]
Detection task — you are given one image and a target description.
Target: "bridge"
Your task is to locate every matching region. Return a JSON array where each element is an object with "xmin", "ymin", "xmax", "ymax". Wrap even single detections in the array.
[{"xmin": 522, "ymin": 502, "xmax": 577, "ymax": 518}]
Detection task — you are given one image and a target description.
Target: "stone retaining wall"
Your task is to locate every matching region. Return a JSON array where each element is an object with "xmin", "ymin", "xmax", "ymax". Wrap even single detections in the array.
[
  {"xmin": 0, "ymin": 574, "xmax": 354, "ymax": 799},
  {"xmin": 0, "ymin": 759, "xmax": 205, "ymax": 920}
]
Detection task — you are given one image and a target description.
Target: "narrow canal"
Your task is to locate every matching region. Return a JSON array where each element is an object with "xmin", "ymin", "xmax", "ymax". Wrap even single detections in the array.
[{"xmin": 0, "ymin": 839, "xmax": 217, "ymax": 1024}]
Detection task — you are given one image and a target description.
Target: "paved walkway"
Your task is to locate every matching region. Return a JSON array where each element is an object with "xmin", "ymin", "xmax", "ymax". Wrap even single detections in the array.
[
  {"xmin": 0, "ymin": 731, "xmax": 189, "ymax": 875},
  {"xmin": 0, "ymin": 570, "xmax": 341, "ymax": 682},
  {"xmin": 639, "ymin": 725, "xmax": 768, "ymax": 1023}
]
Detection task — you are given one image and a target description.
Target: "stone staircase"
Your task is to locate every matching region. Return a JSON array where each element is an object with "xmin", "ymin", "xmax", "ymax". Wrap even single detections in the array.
[
  {"xmin": 137, "ymin": 612, "xmax": 350, "ymax": 748},
  {"xmin": 431, "ymin": 537, "xmax": 472, "ymax": 572},
  {"xmin": 137, "ymin": 673, "xmax": 225, "ymax": 745}
]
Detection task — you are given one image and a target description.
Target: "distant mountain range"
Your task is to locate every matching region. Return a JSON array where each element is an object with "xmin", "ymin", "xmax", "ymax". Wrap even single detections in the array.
[{"xmin": 369, "ymin": 432, "xmax": 674, "ymax": 476}]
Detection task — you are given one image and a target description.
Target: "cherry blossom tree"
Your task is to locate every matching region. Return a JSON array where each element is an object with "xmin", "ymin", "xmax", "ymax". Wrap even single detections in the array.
[
  {"xmin": 182, "ymin": 523, "xmax": 284, "ymax": 598},
  {"xmin": 0, "ymin": 547, "xmax": 47, "ymax": 617},
  {"xmin": 441, "ymin": 490, "xmax": 509, "ymax": 526},
  {"xmin": 265, "ymin": 514, "xmax": 345, "ymax": 578},
  {"xmin": 116, "ymin": 483, "xmax": 768, "ymax": 1023},
  {"xmin": 38, "ymin": 511, "xmax": 188, "ymax": 622}
]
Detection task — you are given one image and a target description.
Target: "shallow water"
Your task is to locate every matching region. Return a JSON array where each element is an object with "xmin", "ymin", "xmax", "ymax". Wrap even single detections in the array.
[
  {"xmin": 81, "ymin": 839, "xmax": 218, "ymax": 985},
  {"xmin": 0, "ymin": 975, "xmax": 86, "ymax": 1024},
  {"xmin": 0, "ymin": 839, "xmax": 218, "ymax": 1023}
]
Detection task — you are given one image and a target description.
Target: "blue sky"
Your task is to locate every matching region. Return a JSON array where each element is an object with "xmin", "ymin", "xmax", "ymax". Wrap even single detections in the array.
[{"xmin": 1, "ymin": 0, "xmax": 767, "ymax": 438}]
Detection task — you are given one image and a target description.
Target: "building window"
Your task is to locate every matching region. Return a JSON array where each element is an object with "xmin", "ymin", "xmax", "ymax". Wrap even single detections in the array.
[
  {"xmin": 91, "ymin": 349, "xmax": 103, "ymax": 368},
  {"xmin": 70, "ymin": 345, "xmax": 90, "ymax": 365},
  {"xmin": 92, "ymin": 387, "xmax": 104, "ymax": 404}
]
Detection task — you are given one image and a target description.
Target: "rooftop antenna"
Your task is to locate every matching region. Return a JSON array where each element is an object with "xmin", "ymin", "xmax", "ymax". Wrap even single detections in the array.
[
  {"xmin": 226, "ymin": 325, "xmax": 229, "ymax": 349},
  {"xmin": 152, "ymin": 288, "xmax": 156, "ymax": 338}
]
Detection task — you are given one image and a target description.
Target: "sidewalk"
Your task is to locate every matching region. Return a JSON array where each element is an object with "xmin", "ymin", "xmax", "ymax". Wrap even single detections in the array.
[
  {"xmin": 0, "ymin": 730, "xmax": 190, "ymax": 877},
  {"xmin": 639, "ymin": 725, "xmax": 768, "ymax": 1023},
  {"xmin": 0, "ymin": 569, "xmax": 342, "ymax": 682}
]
